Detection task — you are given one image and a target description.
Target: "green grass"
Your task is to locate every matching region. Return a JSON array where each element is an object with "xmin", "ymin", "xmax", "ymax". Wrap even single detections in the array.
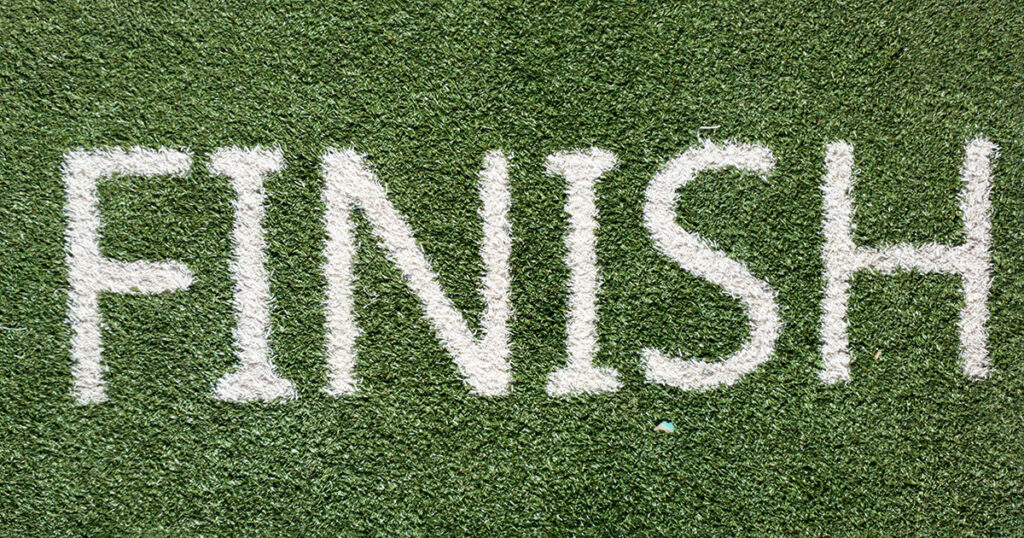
[{"xmin": 2, "ymin": 0, "xmax": 1024, "ymax": 533}]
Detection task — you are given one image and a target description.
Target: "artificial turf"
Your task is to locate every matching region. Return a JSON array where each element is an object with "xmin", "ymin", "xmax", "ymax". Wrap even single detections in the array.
[{"xmin": 2, "ymin": 0, "xmax": 1024, "ymax": 534}]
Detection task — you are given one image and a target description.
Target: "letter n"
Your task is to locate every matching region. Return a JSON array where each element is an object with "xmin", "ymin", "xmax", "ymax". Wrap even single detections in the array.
[{"xmin": 321, "ymin": 149, "xmax": 513, "ymax": 396}]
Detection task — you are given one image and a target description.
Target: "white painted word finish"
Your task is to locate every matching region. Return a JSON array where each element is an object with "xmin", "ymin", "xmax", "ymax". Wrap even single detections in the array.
[{"xmin": 62, "ymin": 138, "xmax": 997, "ymax": 403}]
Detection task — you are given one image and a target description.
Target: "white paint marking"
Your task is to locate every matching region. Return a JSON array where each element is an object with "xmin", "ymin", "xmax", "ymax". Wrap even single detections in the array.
[
  {"xmin": 210, "ymin": 147, "xmax": 296, "ymax": 402},
  {"xmin": 642, "ymin": 141, "xmax": 782, "ymax": 390},
  {"xmin": 64, "ymin": 148, "xmax": 194, "ymax": 404},
  {"xmin": 321, "ymin": 149, "xmax": 513, "ymax": 396},
  {"xmin": 545, "ymin": 148, "xmax": 622, "ymax": 395},
  {"xmin": 819, "ymin": 138, "xmax": 997, "ymax": 383}
]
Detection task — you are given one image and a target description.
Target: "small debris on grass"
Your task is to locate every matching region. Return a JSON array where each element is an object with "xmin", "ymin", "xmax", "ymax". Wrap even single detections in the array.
[
  {"xmin": 654, "ymin": 420, "xmax": 675, "ymax": 433},
  {"xmin": 873, "ymin": 349, "xmax": 883, "ymax": 360}
]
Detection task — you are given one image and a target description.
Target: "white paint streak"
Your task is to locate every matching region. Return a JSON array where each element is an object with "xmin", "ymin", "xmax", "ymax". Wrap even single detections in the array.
[
  {"xmin": 545, "ymin": 148, "xmax": 621, "ymax": 395},
  {"xmin": 210, "ymin": 147, "xmax": 296, "ymax": 402},
  {"xmin": 642, "ymin": 141, "xmax": 781, "ymax": 390},
  {"xmin": 819, "ymin": 138, "xmax": 997, "ymax": 383},
  {"xmin": 63, "ymin": 148, "xmax": 194, "ymax": 404},
  {"xmin": 321, "ymin": 149, "xmax": 513, "ymax": 396}
]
